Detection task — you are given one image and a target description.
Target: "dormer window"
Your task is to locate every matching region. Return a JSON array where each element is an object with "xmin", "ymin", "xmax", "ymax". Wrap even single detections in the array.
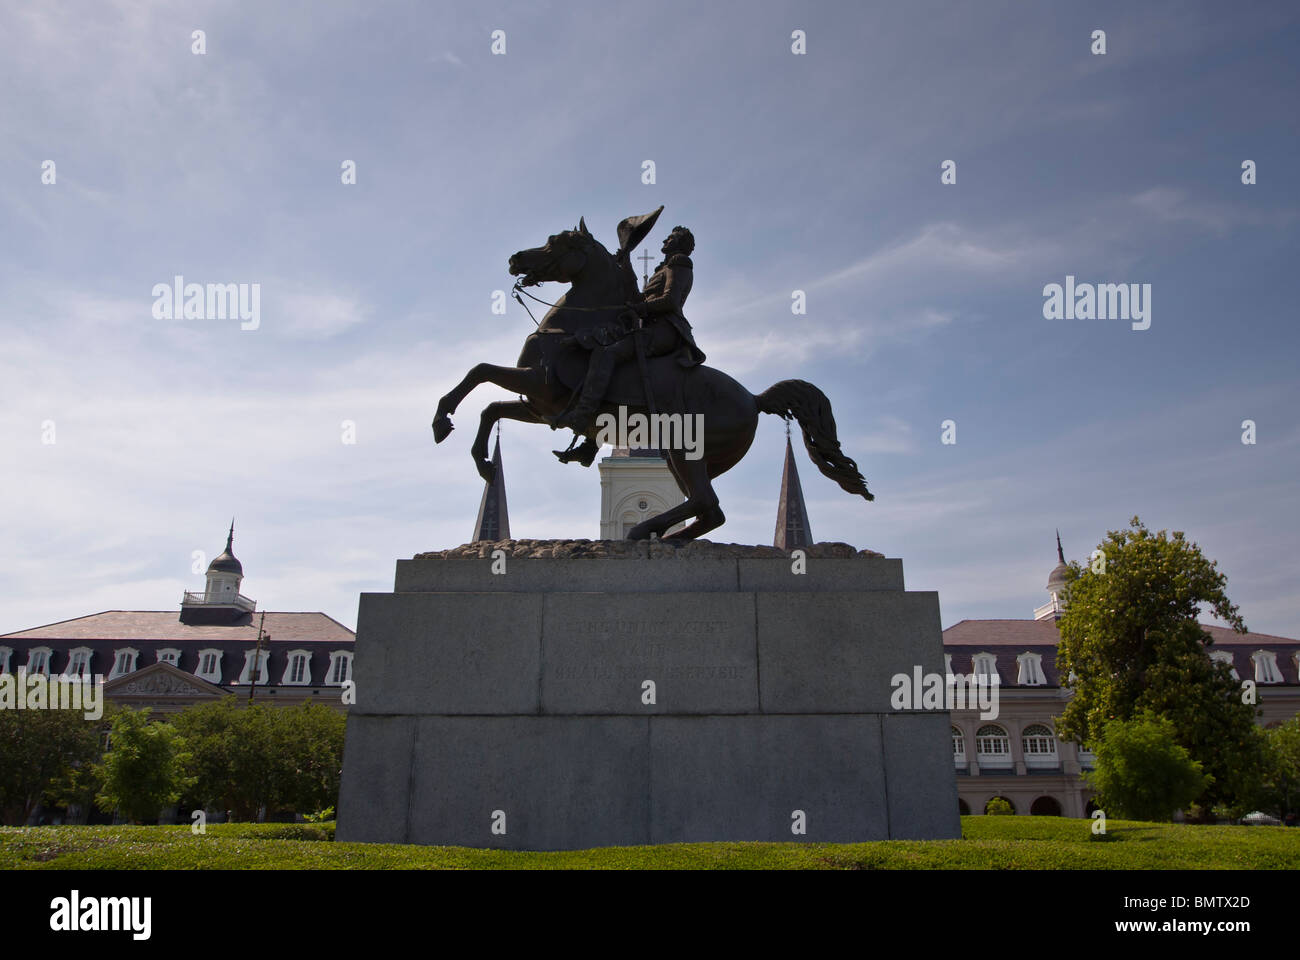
[
  {"xmin": 237, "ymin": 649, "xmax": 270, "ymax": 685},
  {"xmin": 0, "ymin": 646, "xmax": 13, "ymax": 674},
  {"xmin": 282, "ymin": 650, "xmax": 312, "ymax": 686},
  {"xmin": 156, "ymin": 648, "xmax": 181, "ymax": 666},
  {"xmin": 62, "ymin": 647, "xmax": 94, "ymax": 680},
  {"xmin": 108, "ymin": 648, "xmax": 139, "ymax": 680},
  {"xmin": 195, "ymin": 649, "xmax": 222, "ymax": 683},
  {"xmin": 1016, "ymin": 652, "xmax": 1045, "ymax": 686},
  {"xmin": 1253, "ymin": 651, "xmax": 1282, "ymax": 684},
  {"xmin": 972, "ymin": 653, "xmax": 999, "ymax": 684},
  {"xmin": 1209, "ymin": 650, "xmax": 1239, "ymax": 681},
  {"xmin": 326, "ymin": 651, "xmax": 353, "ymax": 686},
  {"xmin": 26, "ymin": 646, "xmax": 53, "ymax": 676}
]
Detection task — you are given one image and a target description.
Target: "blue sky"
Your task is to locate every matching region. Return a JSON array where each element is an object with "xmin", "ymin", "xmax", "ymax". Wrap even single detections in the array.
[{"xmin": 2, "ymin": 0, "xmax": 1297, "ymax": 637}]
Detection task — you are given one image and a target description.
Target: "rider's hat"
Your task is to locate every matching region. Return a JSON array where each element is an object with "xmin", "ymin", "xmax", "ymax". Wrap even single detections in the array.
[{"xmin": 615, "ymin": 205, "xmax": 664, "ymax": 258}]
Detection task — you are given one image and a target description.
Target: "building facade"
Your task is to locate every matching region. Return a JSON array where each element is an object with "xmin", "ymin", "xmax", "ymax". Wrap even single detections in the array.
[
  {"xmin": 0, "ymin": 524, "xmax": 356, "ymax": 715},
  {"xmin": 944, "ymin": 538, "xmax": 1300, "ymax": 816}
]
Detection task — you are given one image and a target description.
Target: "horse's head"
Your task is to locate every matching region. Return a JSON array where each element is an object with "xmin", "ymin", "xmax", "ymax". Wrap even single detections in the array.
[{"xmin": 508, "ymin": 218, "xmax": 604, "ymax": 287}]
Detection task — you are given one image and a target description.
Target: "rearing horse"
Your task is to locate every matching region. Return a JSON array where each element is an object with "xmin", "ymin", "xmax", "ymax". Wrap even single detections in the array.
[{"xmin": 432, "ymin": 217, "xmax": 873, "ymax": 541}]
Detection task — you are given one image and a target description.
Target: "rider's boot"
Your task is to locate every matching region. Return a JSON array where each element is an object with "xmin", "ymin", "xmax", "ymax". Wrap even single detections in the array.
[{"xmin": 553, "ymin": 437, "xmax": 600, "ymax": 467}]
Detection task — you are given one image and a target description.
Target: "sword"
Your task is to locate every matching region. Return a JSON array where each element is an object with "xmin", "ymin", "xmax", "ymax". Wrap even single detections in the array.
[{"xmin": 633, "ymin": 318, "xmax": 658, "ymax": 420}]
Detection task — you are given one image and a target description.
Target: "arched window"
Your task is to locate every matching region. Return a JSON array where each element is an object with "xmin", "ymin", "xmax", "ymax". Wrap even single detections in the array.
[
  {"xmin": 1022, "ymin": 724, "xmax": 1059, "ymax": 769},
  {"xmin": 1016, "ymin": 652, "xmax": 1045, "ymax": 686},
  {"xmin": 952, "ymin": 726, "xmax": 966, "ymax": 769},
  {"xmin": 975, "ymin": 724, "xmax": 1012, "ymax": 769},
  {"xmin": 1253, "ymin": 651, "xmax": 1282, "ymax": 684},
  {"xmin": 156, "ymin": 648, "xmax": 181, "ymax": 666}
]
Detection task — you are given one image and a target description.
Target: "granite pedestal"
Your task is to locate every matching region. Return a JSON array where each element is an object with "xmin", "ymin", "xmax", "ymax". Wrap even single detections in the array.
[{"xmin": 337, "ymin": 541, "xmax": 961, "ymax": 849}]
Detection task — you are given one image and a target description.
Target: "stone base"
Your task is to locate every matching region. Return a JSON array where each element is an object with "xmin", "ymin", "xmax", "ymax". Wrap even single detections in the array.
[{"xmin": 337, "ymin": 541, "xmax": 960, "ymax": 850}]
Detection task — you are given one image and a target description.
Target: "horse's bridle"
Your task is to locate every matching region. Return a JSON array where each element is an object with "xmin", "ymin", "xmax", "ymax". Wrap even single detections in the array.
[{"xmin": 512, "ymin": 281, "xmax": 634, "ymax": 327}]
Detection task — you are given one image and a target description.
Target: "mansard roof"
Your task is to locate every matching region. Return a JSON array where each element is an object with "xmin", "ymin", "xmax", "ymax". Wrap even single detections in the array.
[
  {"xmin": 942, "ymin": 618, "xmax": 1299, "ymax": 687},
  {"xmin": 1, "ymin": 610, "xmax": 354, "ymax": 644}
]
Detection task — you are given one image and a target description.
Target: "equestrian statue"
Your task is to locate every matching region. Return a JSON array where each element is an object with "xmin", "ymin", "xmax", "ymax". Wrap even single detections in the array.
[{"xmin": 432, "ymin": 206, "xmax": 873, "ymax": 542}]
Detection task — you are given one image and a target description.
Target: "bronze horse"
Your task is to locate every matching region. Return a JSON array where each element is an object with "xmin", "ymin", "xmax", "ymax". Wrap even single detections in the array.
[{"xmin": 432, "ymin": 218, "xmax": 873, "ymax": 541}]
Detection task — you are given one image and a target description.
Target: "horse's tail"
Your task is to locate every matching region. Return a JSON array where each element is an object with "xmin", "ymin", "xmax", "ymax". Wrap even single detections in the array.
[{"xmin": 756, "ymin": 380, "xmax": 874, "ymax": 501}]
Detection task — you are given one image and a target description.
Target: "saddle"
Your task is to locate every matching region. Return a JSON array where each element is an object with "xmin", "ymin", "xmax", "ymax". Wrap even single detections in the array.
[{"xmin": 546, "ymin": 334, "xmax": 689, "ymax": 414}]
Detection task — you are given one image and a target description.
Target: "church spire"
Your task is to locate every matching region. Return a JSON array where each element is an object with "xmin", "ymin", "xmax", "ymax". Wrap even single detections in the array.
[
  {"xmin": 774, "ymin": 426, "xmax": 813, "ymax": 550},
  {"xmin": 472, "ymin": 432, "xmax": 511, "ymax": 542},
  {"xmin": 1056, "ymin": 528, "xmax": 1065, "ymax": 565}
]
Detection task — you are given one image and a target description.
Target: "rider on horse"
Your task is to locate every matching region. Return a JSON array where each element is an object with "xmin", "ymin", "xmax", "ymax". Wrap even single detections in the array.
[{"xmin": 552, "ymin": 216, "xmax": 706, "ymax": 460}]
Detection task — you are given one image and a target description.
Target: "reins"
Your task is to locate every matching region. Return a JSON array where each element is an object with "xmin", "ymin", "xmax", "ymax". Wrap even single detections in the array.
[{"xmin": 512, "ymin": 280, "xmax": 632, "ymax": 328}]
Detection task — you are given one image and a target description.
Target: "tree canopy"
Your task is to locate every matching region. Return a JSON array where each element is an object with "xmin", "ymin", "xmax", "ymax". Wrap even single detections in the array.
[
  {"xmin": 1055, "ymin": 517, "xmax": 1265, "ymax": 814},
  {"xmin": 1084, "ymin": 712, "xmax": 1210, "ymax": 821}
]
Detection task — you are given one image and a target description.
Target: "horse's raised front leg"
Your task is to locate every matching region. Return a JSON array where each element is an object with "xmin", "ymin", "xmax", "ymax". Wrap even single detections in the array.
[
  {"xmin": 471, "ymin": 400, "xmax": 542, "ymax": 483},
  {"xmin": 433, "ymin": 363, "xmax": 548, "ymax": 443}
]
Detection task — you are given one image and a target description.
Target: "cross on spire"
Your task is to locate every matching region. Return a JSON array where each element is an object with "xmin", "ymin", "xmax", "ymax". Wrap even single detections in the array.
[{"xmin": 636, "ymin": 249, "xmax": 654, "ymax": 286}]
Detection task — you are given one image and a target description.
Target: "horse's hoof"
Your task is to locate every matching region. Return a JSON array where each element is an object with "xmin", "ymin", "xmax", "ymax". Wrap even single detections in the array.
[
  {"xmin": 432, "ymin": 417, "xmax": 454, "ymax": 443},
  {"xmin": 476, "ymin": 461, "xmax": 496, "ymax": 484}
]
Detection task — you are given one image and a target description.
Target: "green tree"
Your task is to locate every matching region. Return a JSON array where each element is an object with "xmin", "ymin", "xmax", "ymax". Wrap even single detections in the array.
[
  {"xmin": 1084, "ymin": 712, "xmax": 1210, "ymax": 821},
  {"xmin": 172, "ymin": 697, "xmax": 239, "ymax": 813},
  {"xmin": 1260, "ymin": 718, "xmax": 1300, "ymax": 821},
  {"xmin": 1055, "ymin": 517, "xmax": 1264, "ymax": 812},
  {"xmin": 96, "ymin": 708, "xmax": 192, "ymax": 823},
  {"xmin": 0, "ymin": 694, "xmax": 105, "ymax": 825},
  {"xmin": 224, "ymin": 704, "xmax": 284, "ymax": 820},
  {"xmin": 274, "ymin": 702, "xmax": 346, "ymax": 817},
  {"xmin": 173, "ymin": 699, "xmax": 346, "ymax": 820}
]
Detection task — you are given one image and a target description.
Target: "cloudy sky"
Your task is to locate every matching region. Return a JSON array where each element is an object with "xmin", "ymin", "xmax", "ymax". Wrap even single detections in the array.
[{"xmin": 2, "ymin": 0, "xmax": 1297, "ymax": 637}]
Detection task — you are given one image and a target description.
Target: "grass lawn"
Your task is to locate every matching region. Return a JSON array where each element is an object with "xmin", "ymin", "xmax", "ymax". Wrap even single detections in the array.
[{"xmin": 2, "ymin": 817, "xmax": 1298, "ymax": 869}]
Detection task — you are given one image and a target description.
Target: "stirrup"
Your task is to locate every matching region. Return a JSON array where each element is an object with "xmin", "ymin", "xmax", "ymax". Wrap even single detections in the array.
[{"xmin": 553, "ymin": 437, "xmax": 598, "ymax": 467}]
